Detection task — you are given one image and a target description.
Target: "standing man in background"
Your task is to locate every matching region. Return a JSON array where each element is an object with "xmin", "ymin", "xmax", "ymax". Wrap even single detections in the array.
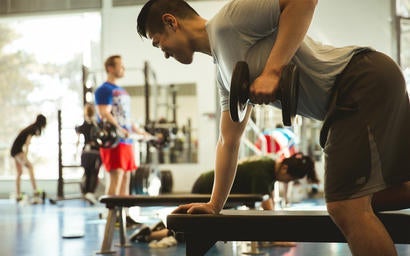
[{"xmin": 94, "ymin": 55, "xmax": 150, "ymax": 198}]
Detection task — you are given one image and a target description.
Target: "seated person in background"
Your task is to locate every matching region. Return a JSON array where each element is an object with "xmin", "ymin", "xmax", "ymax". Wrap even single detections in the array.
[
  {"xmin": 192, "ymin": 153, "xmax": 319, "ymax": 210},
  {"xmin": 131, "ymin": 153, "xmax": 319, "ymax": 244}
]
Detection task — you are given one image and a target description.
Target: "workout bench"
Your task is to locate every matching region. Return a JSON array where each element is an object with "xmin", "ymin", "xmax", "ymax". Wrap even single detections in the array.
[
  {"xmin": 167, "ymin": 209, "xmax": 410, "ymax": 256},
  {"xmin": 97, "ymin": 194, "xmax": 263, "ymax": 254}
]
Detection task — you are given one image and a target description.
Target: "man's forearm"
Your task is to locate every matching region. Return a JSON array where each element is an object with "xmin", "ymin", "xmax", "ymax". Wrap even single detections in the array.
[
  {"xmin": 209, "ymin": 109, "xmax": 251, "ymax": 212},
  {"xmin": 209, "ymin": 139, "xmax": 241, "ymax": 212},
  {"xmin": 96, "ymin": 105, "xmax": 119, "ymax": 128},
  {"xmin": 104, "ymin": 114, "xmax": 120, "ymax": 128}
]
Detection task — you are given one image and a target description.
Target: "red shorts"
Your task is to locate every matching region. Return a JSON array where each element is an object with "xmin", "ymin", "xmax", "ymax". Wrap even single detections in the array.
[{"xmin": 99, "ymin": 143, "xmax": 137, "ymax": 172}]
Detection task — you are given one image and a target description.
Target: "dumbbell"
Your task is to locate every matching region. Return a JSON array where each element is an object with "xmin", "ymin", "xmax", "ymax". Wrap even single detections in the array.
[
  {"xmin": 93, "ymin": 120, "xmax": 121, "ymax": 148},
  {"xmin": 95, "ymin": 121, "xmax": 162, "ymax": 149},
  {"xmin": 229, "ymin": 61, "xmax": 299, "ymax": 126}
]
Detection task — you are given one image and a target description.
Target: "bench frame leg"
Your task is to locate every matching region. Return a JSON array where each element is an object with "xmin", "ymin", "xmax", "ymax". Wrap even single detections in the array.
[
  {"xmin": 184, "ymin": 233, "xmax": 216, "ymax": 256},
  {"xmin": 242, "ymin": 241, "xmax": 267, "ymax": 255},
  {"xmin": 96, "ymin": 208, "xmax": 117, "ymax": 254},
  {"xmin": 115, "ymin": 207, "xmax": 132, "ymax": 248}
]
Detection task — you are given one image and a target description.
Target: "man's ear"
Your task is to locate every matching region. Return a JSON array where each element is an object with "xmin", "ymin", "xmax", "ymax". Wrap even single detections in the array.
[{"xmin": 162, "ymin": 13, "xmax": 177, "ymax": 30}]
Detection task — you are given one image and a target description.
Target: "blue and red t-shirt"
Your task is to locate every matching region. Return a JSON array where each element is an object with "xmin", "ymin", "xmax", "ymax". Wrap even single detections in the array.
[{"xmin": 94, "ymin": 82, "xmax": 133, "ymax": 145}]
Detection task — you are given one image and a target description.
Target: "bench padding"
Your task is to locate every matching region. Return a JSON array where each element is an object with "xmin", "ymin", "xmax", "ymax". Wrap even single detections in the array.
[
  {"xmin": 99, "ymin": 194, "xmax": 263, "ymax": 208},
  {"xmin": 96, "ymin": 194, "xmax": 263, "ymax": 254},
  {"xmin": 167, "ymin": 209, "xmax": 410, "ymax": 256}
]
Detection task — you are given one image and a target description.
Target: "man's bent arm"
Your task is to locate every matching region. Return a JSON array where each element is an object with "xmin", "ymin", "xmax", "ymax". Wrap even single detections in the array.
[{"xmin": 264, "ymin": 0, "xmax": 318, "ymax": 75}]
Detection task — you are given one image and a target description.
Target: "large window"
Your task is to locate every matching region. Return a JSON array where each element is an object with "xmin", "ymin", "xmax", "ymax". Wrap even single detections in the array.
[
  {"xmin": 0, "ymin": 13, "xmax": 101, "ymax": 179},
  {"xmin": 397, "ymin": 0, "xmax": 410, "ymax": 93}
]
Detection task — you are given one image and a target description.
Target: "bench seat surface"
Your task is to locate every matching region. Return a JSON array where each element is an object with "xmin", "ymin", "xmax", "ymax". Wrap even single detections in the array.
[
  {"xmin": 99, "ymin": 194, "xmax": 263, "ymax": 208},
  {"xmin": 167, "ymin": 209, "xmax": 410, "ymax": 243}
]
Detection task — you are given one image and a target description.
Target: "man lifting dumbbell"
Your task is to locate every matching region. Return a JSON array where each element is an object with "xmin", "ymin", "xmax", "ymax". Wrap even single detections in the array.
[{"xmin": 137, "ymin": 0, "xmax": 410, "ymax": 255}]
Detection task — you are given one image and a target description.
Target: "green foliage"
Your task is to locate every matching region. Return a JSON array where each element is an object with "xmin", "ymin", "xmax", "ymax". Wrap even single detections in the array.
[
  {"xmin": 0, "ymin": 24, "xmax": 82, "ymax": 149},
  {"xmin": 0, "ymin": 25, "xmax": 37, "ymax": 147}
]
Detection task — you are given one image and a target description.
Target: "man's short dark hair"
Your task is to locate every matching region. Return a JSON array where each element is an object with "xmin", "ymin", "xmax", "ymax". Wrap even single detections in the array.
[
  {"xmin": 137, "ymin": 0, "xmax": 199, "ymax": 38},
  {"xmin": 283, "ymin": 153, "xmax": 319, "ymax": 183}
]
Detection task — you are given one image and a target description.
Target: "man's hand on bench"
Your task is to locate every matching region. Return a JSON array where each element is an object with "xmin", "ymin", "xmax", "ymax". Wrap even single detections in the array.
[{"xmin": 172, "ymin": 202, "xmax": 216, "ymax": 214}]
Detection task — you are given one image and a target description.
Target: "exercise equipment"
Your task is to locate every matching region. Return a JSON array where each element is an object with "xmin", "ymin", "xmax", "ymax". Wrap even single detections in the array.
[
  {"xmin": 143, "ymin": 122, "xmax": 171, "ymax": 149},
  {"xmin": 95, "ymin": 120, "xmax": 121, "ymax": 148},
  {"xmin": 130, "ymin": 165, "xmax": 151, "ymax": 195},
  {"xmin": 50, "ymin": 110, "xmax": 90, "ymax": 205},
  {"xmin": 159, "ymin": 170, "xmax": 173, "ymax": 194},
  {"xmin": 229, "ymin": 61, "xmax": 299, "ymax": 126},
  {"xmin": 167, "ymin": 209, "xmax": 410, "ymax": 256},
  {"xmin": 96, "ymin": 194, "xmax": 263, "ymax": 254},
  {"xmin": 143, "ymin": 61, "xmax": 197, "ymax": 164},
  {"xmin": 95, "ymin": 119, "xmax": 168, "ymax": 149},
  {"xmin": 130, "ymin": 167, "xmax": 171, "ymax": 196}
]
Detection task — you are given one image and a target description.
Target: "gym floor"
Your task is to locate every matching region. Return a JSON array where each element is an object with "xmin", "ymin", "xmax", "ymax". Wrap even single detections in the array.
[{"xmin": 1, "ymin": 198, "xmax": 410, "ymax": 256}]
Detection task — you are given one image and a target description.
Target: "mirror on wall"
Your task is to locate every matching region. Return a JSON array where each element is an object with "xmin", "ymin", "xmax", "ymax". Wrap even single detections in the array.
[
  {"xmin": 126, "ymin": 82, "xmax": 199, "ymax": 165},
  {"xmin": 83, "ymin": 60, "xmax": 199, "ymax": 165},
  {"xmin": 84, "ymin": 60, "xmax": 199, "ymax": 165}
]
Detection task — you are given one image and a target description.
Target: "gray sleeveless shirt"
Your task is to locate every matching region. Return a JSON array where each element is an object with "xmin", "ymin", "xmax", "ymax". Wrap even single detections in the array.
[{"xmin": 206, "ymin": 0, "xmax": 370, "ymax": 120}]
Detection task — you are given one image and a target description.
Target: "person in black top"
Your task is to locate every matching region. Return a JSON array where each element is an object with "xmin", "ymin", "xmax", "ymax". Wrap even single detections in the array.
[
  {"xmin": 75, "ymin": 103, "xmax": 101, "ymax": 205},
  {"xmin": 11, "ymin": 114, "xmax": 47, "ymax": 203},
  {"xmin": 191, "ymin": 153, "xmax": 319, "ymax": 210}
]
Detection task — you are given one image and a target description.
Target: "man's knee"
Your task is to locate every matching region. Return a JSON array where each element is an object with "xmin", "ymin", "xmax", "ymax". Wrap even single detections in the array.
[
  {"xmin": 326, "ymin": 201, "xmax": 345, "ymax": 221},
  {"xmin": 327, "ymin": 197, "xmax": 373, "ymax": 229},
  {"xmin": 326, "ymin": 201, "xmax": 358, "ymax": 234}
]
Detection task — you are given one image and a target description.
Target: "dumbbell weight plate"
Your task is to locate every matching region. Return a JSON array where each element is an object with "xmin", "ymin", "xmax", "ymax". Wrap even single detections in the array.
[
  {"xmin": 229, "ymin": 61, "xmax": 299, "ymax": 126},
  {"xmin": 280, "ymin": 63, "xmax": 299, "ymax": 126},
  {"xmin": 229, "ymin": 61, "xmax": 251, "ymax": 122}
]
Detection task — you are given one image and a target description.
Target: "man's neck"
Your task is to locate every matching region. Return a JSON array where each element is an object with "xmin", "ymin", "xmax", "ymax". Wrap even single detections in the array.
[
  {"xmin": 189, "ymin": 17, "xmax": 211, "ymax": 55},
  {"xmin": 106, "ymin": 75, "xmax": 116, "ymax": 84},
  {"xmin": 274, "ymin": 161, "xmax": 281, "ymax": 176}
]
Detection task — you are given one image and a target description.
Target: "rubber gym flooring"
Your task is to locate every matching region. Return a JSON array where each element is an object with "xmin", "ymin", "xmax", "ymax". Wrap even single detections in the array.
[{"xmin": 1, "ymin": 198, "xmax": 410, "ymax": 256}]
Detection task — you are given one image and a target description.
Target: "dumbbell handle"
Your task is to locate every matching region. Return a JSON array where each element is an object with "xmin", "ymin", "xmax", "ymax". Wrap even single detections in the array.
[
  {"xmin": 246, "ymin": 66, "xmax": 293, "ymax": 103},
  {"xmin": 229, "ymin": 61, "xmax": 299, "ymax": 125}
]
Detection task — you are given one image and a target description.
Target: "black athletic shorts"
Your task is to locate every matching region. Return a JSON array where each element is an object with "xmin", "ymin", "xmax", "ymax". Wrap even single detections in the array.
[{"xmin": 320, "ymin": 50, "xmax": 410, "ymax": 202}]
